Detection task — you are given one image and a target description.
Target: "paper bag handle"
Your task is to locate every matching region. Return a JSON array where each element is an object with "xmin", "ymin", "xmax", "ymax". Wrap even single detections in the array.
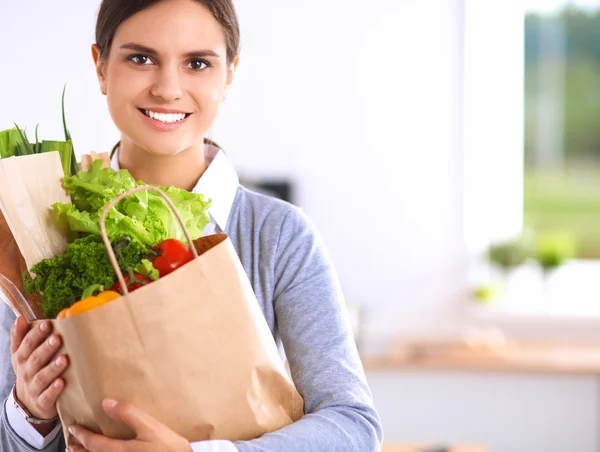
[{"xmin": 99, "ymin": 185, "xmax": 199, "ymax": 296}]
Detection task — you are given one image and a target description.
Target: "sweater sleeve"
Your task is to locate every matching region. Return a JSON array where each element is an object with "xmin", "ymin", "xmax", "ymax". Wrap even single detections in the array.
[{"xmin": 233, "ymin": 207, "xmax": 383, "ymax": 452}]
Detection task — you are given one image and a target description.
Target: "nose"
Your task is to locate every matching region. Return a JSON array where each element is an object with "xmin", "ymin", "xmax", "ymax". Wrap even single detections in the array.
[{"xmin": 150, "ymin": 65, "xmax": 183, "ymax": 102}]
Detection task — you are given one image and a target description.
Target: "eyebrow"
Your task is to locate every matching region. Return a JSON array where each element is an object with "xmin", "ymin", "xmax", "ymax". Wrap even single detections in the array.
[{"xmin": 119, "ymin": 43, "xmax": 221, "ymax": 59}]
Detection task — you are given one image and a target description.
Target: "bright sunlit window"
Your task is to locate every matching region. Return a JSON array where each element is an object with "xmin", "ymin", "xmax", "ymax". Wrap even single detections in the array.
[
  {"xmin": 467, "ymin": 0, "xmax": 600, "ymax": 318},
  {"xmin": 525, "ymin": 0, "xmax": 600, "ymax": 259}
]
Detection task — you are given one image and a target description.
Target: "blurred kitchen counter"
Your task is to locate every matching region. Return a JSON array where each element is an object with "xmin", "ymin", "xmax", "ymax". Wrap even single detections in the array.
[
  {"xmin": 364, "ymin": 335, "xmax": 600, "ymax": 451},
  {"xmin": 382, "ymin": 445, "xmax": 486, "ymax": 452},
  {"xmin": 362, "ymin": 339, "xmax": 600, "ymax": 376}
]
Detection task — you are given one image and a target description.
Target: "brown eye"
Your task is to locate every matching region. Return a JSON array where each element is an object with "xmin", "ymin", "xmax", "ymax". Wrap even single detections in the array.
[
  {"xmin": 187, "ymin": 59, "xmax": 209, "ymax": 71},
  {"xmin": 128, "ymin": 54, "xmax": 154, "ymax": 65}
]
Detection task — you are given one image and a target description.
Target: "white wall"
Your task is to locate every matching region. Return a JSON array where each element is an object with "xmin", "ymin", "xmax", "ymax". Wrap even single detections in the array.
[{"xmin": 0, "ymin": 0, "xmax": 468, "ymax": 348}]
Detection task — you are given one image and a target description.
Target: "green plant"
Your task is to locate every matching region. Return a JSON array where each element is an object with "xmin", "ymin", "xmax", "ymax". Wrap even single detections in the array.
[
  {"xmin": 534, "ymin": 232, "xmax": 577, "ymax": 272},
  {"xmin": 487, "ymin": 237, "xmax": 531, "ymax": 272}
]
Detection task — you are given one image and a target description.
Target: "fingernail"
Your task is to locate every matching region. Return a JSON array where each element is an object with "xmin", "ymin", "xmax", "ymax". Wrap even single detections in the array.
[
  {"xmin": 49, "ymin": 336, "xmax": 57, "ymax": 346},
  {"xmin": 104, "ymin": 399, "xmax": 117, "ymax": 409},
  {"xmin": 68, "ymin": 426, "xmax": 75, "ymax": 435},
  {"xmin": 54, "ymin": 357, "xmax": 64, "ymax": 367},
  {"xmin": 40, "ymin": 322, "xmax": 48, "ymax": 331},
  {"xmin": 54, "ymin": 380, "xmax": 62, "ymax": 388}
]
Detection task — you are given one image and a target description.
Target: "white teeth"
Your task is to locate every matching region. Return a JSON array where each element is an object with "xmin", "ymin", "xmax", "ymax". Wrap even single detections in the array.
[{"xmin": 143, "ymin": 110, "xmax": 187, "ymax": 123}]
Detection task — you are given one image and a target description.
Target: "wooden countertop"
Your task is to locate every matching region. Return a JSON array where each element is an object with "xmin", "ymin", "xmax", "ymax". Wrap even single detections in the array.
[
  {"xmin": 382, "ymin": 444, "xmax": 486, "ymax": 452},
  {"xmin": 362, "ymin": 340, "xmax": 600, "ymax": 376}
]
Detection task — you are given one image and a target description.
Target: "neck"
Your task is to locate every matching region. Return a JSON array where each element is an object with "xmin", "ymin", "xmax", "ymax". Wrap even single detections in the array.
[{"xmin": 117, "ymin": 138, "xmax": 208, "ymax": 191}]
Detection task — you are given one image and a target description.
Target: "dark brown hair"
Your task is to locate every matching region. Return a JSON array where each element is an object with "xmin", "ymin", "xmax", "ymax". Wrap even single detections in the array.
[{"xmin": 96, "ymin": 0, "xmax": 240, "ymax": 64}]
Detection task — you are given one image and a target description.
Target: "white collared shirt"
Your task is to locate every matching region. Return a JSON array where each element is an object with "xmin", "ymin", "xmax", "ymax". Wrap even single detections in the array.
[{"xmin": 6, "ymin": 143, "xmax": 240, "ymax": 452}]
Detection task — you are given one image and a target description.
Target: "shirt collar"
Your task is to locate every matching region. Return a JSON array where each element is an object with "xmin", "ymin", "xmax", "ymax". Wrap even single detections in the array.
[{"xmin": 110, "ymin": 143, "xmax": 239, "ymax": 231}]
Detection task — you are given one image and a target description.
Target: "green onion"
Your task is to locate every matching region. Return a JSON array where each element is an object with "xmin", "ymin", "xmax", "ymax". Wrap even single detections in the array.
[
  {"xmin": 40, "ymin": 140, "xmax": 74, "ymax": 175},
  {"xmin": 0, "ymin": 127, "xmax": 26, "ymax": 158},
  {"xmin": 13, "ymin": 124, "xmax": 34, "ymax": 156},
  {"xmin": 62, "ymin": 85, "xmax": 78, "ymax": 176},
  {"xmin": 0, "ymin": 85, "xmax": 79, "ymax": 176},
  {"xmin": 34, "ymin": 124, "xmax": 42, "ymax": 154}
]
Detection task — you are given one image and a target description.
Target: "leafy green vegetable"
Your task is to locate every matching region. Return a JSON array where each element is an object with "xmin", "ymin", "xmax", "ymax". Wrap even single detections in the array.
[
  {"xmin": 0, "ymin": 86, "xmax": 78, "ymax": 177},
  {"xmin": 62, "ymin": 159, "xmax": 137, "ymax": 212},
  {"xmin": 61, "ymin": 85, "xmax": 79, "ymax": 177},
  {"xmin": 0, "ymin": 127, "xmax": 26, "ymax": 158},
  {"xmin": 24, "ymin": 235, "xmax": 147, "ymax": 319},
  {"xmin": 53, "ymin": 160, "xmax": 211, "ymax": 246},
  {"xmin": 41, "ymin": 140, "xmax": 74, "ymax": 176},
  {"xmin": 13, "ymin": 124, "xmax": 33, "ymax": 156},
  {"xmin": 135, "ymin": 259, "xmax": 160, "ymax": 281}
]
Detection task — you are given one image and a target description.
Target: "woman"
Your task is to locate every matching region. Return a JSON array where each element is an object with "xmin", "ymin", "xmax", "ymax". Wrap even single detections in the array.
[{"xmin": 0, "ymin": 0, "xmax": 383, "ymax": 451}]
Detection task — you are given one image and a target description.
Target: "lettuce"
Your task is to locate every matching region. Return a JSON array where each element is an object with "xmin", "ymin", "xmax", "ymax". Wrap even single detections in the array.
[{"xmin": 54, "ymin": 160, "xmax": 211, "ymax": 246}]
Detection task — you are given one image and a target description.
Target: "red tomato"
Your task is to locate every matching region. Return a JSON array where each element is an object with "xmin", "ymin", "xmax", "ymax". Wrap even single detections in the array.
[
  {"xmin": 151, "ymin": 239, "xmax": 194, "ymax": 277},
  {"xmin": 111, "ymin": 272, "xmax": 151, "ymax": 295}
]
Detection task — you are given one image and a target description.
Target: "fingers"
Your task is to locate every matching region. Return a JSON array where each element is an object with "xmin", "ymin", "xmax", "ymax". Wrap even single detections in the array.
[
  {"xmin": 67, "ymin": 447, "xmax": 91, "ymax": 452},
  {"xmin": 69, "ymin": 424, "xmax": 126, "ymax": 452},
  {"xmin": 15, "ymin": 321, "xmax": 52, "ymax": 364},
  {"xmin": 30, "ymin": 353, "xmax": 68, "ymax": 395},
  {"xmin": 9, "ymin": 319, "xmax": 68, "ymax": 420},
  {"xmin": 26, "ymin": 333, "xmax": 62, "ymax": 376},
  {"xmin": 37, "ymin": 378, "xmax": 65, "ymax": 413},
  {"xmin": 10, "ymin": 316, "xmax": 30, "ymax": 355},
  {"xmin": 102, "ymin": 399, "xmax": 156, "ymax": 441}
]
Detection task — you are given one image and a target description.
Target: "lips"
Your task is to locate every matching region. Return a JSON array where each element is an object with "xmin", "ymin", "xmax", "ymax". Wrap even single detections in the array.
[
  {"xmin": 138, "ymin": 108, "xmax": 192, "ymax": 132},
  {"xmin": 138, "ymin": 108, "xmax": 192, "ymax": 124}
]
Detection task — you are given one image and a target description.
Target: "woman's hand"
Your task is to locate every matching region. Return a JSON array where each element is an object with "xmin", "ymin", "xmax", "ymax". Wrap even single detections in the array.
[
  {"xmin": 10, "ymin": 317, "xmax": 69, "ymax": 422},
  {"xmin": 68, "ymin": 399, "xmax": 192, "ymax": 452}
]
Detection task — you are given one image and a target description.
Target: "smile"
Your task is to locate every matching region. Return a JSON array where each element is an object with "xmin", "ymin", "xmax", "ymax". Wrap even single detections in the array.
[{"xmin": 139, "ymin": 109, "xmax": 191, "ymax": 124}]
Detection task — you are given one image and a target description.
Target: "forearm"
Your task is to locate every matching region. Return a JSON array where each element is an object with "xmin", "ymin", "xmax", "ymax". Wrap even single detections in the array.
[{"xmin": 232, "ymin": 407, "xmax": 381, "ymax": 452}]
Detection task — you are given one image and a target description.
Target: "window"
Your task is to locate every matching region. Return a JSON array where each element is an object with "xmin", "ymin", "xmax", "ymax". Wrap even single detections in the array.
[
  {"xmin": 525, "ymin": 0, "xmax": 600, "ymax": 259},
  {"xmin": 465, "ymin": 0, "xmax": 600, "ymax": 319}
]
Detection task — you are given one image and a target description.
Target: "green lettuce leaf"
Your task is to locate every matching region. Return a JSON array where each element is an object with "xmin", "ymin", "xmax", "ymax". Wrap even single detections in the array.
[
  {"xmin": 53, "ymin": 203, "xmax": 100, "ymax": 236},
  {"xmin": 63, "ymin": 159, "xmax": 137, "ymax": 212},
  {"xmin": 53, "ymin": 159, "xmax": 211, "ymax": 246}
]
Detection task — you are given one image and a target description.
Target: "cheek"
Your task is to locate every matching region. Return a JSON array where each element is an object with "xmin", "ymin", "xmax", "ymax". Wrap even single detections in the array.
[
  {"xmin": 105, "ymin": 66, "xmax": 145, "ymax": 126},
  {"xmin": 190, "ymin": 78, "xmax": 225, "ymax": 126}
]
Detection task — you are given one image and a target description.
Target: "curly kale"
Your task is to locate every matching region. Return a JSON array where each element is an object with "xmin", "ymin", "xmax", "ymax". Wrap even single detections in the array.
[{"xmin": 24, "ymin": 235, "xmax": 147, "ymax": 319}]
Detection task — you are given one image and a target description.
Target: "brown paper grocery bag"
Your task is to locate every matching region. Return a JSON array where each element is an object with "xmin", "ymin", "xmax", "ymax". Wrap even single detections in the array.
[
  {"xmin": 0, "ymin": 152, "xmax": 69, "ymax": 271},
  {"xmin": 52, "ymin": 186, "xmax": 304, "ymax": 446},
  {"xmin": 0, "ymin": 152, "xmax": 70, "ymax": 319}
]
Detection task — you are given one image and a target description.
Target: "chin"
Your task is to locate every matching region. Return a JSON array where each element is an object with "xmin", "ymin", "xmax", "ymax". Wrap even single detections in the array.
[
  {"xmin": 132, "ymin": 137, "xmax": 190, "ymax": 157},
  {"xmin": 142, "ymin": 145, "xmax": 184, "ymax": 157}
]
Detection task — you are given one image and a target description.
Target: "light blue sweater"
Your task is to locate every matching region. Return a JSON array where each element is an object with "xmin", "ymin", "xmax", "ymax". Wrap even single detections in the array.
[{"xmin": 0, "ymin": 185, "xmax": 383, "ymax": 451}]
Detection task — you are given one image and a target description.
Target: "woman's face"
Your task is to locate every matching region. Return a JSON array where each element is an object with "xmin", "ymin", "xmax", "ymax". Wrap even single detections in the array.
[{"xmin": 92, "ymin": 0, "xmax": 238, "ymax": 157}]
